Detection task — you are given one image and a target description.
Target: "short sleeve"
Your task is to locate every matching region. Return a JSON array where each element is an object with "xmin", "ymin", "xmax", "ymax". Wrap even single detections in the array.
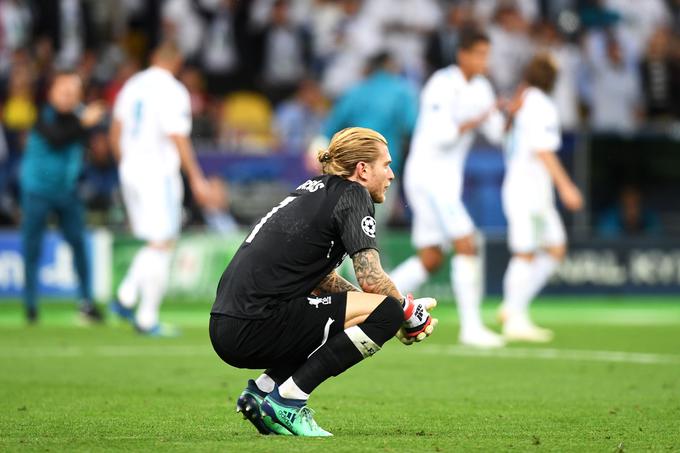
[
  {"xmin": 159, "ymin": 84, "xmax": 192, "ymax": 136},
  {"xmin": 416, "ymin": 73, "xmax": 462, "ymax": 147},
  {"xmin": 529, "ymin": 101, "xmax": 561, "ymax": 153},
  {"xmin": 332, "ymin": 184, "xmax": 378, "ymax": 256}
]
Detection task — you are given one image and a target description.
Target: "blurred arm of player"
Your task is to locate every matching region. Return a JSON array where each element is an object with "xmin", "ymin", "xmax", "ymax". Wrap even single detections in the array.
[
  {"xmin": 500, "ymin": 84, "xmax": 527, "ymax": 132},
  {"xmin": 109, "ymin": 118, "xmax": 122, "ymax": 162},
  {"xmin": 79, "ymin": 101, "xmax": 107, "ymax": 128},
  {"xmin": 352, "ymin": 249, "xmax": 437, "ymax": 345},
  {"xmin": 458, "ymin": 109, "xmax": 495, "ymax": 136},
  {"xmin": 476, "ymin": 84, "xmax": 507, "ymax": 145},
  {"xmin": 418, "ymin": 77, "xmax": 504, "ymax": 148},
  {"xmin": 537, "ymin": 151, "xmax": 584, "ymax": 211},
  {"xmin": 169, "ymin": 133, "xmax": 211, "ymax": 207},
  {"xmin": 458, "ymin": 104, "xmax": 506, "ymax": 146}
]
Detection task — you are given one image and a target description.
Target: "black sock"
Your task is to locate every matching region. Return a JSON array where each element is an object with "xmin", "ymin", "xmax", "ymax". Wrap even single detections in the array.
[
  {"xmin": 291, "ymin": 296, "xmax": 403, "ymax": 394},
  {"xmin": 264, "ymin": 362, "xmax": 304, "ymax": 386}
]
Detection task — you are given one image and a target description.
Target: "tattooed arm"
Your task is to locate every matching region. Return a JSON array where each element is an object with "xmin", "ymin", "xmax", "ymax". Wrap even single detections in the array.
[
  {"xmin": 313, "ymin": 270, "xmax": 361, "ymax": 294},
  {"xmin": 351, "ymin": 248, "xmax": 404, "ymax": 300}
]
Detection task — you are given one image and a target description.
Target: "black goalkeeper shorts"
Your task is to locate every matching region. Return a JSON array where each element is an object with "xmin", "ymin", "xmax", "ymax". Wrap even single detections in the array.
[{"xmin": 209, "ymin": 292, "xmax": 347, "ymax": 370}]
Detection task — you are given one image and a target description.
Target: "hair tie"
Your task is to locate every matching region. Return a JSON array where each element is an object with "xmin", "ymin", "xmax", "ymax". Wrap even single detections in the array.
[{"xmin": 320, "ymin": 151, "xmax": 331, "ymax": 163}]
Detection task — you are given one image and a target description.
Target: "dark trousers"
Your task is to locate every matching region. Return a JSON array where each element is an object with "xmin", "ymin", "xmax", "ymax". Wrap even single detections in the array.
[{"xmin": 21, "ymin": 190, "xmax": 91, "ymax": 309}]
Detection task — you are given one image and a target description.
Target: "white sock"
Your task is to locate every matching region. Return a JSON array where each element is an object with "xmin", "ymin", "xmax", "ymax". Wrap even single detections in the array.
[
  {"xmin": 526, "ymin": 253, "xmax": 559, "ymax": 303},
  {"xmin": 255, "ymin": 373, "xmax": 275, "ymax": 393},
  {"xmin": 135, "ymin": 247, "xmax": 172, "ymax": 330},
  {"xmin": 451, "ymin": 254, "xmax": 483, "ymax": 333},
  {"xmin": 502, "ymin": 256, "xmax": 535, "ymax": 317},
  {"xmin": 279, "ymin": 377, "xmax": 309, "ymax": 401},
  {"xmin": 390, "ymin": 256, "xmax": 428, "ymax": 294},
  {"xmin": 117, "ymin": 248, "xmax": 149, "ymax": 308}
]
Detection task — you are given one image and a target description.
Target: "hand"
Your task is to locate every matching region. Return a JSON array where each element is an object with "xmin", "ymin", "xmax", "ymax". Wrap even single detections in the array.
[
  {"xmin": 559, "ymin": 183, "xmax": 583, "ymax": 212},
  {"xmin": 459, "ymin": 116, "xmax": 485, "ymax": 135},
  {"xmin": 79, "ymin": 101, "xmax": 106, "ymax": 128},
  {"xmin": 459, "ymin": 107, "xmax": 495, "ymax": 135},
  {"xmin": 396, "ymin": 295, "xmax": 438, "ymax": 345},
  {"xmin": 190, "ymin": 176, "xmax": 212, "ymax": 207},
  {"xmin": 499, "ymin": 92, "xmax": 525, "ymax": 117}
]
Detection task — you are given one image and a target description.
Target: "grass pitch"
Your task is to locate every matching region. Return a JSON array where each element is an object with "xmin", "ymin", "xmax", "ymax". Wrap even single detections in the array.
[{"xmin": 0, "ymin": 297, "xmax": 678, "ymax": 452}]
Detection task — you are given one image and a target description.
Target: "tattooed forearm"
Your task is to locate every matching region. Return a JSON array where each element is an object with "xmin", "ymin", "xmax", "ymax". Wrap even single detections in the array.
[
  {"xmin": 352, "ymin": 249, "xmax": 403, "ymax": 300},
  {"xmin": 314, "ymin": 271, "xmax": 360, "ymax": 294}
]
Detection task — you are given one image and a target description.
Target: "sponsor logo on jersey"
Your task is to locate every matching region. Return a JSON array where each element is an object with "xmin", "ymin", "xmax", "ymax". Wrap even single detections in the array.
[
  {"xmin": 308, "ymin": 296, "xmax": 332, "ymax": 309},
  {"xmin": 361, "ymin": 216, "xmax": 376, "ymax": 238},
  {"xmin": 297, "ymin": 179, "xmax": 325, "ymax": 192}
]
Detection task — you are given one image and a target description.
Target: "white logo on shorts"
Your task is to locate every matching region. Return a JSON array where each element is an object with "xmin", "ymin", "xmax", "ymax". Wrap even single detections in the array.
[
  {"xmin": 308, "ymin": 296, "xmax": 332, "ymax": 309},
  {"xmin": 361, "ymin": 216, "xmax": 376, "ymax": 238}
]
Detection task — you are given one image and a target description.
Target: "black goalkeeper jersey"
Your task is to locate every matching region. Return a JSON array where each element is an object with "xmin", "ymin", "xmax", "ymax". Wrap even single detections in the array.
[{"xmin": 211, "ymin": 175, "xmax": 378, "ymax": 319}]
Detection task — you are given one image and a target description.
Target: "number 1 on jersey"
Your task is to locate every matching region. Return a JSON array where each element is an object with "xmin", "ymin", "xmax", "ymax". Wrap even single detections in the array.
[
  {"xmin": 245, "ymin": 196, "xmax": 296, "ymax": 243},
  {"xmin": 131, "ymin": 100, "xmax": 143, "ymax": 137}
]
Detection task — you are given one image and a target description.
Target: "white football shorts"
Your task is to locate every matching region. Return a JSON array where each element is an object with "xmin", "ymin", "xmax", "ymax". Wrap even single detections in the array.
[
  {"xmin": 404, "ymin": 181, "xmax": 475, "ymax": 249},
  {"xmin": 120, "ymin": 171, "xmax": 184, "ymax": 242},
  {"xmin": 504, "ymin": 204, "xmax": 566, "ymax": 254}
]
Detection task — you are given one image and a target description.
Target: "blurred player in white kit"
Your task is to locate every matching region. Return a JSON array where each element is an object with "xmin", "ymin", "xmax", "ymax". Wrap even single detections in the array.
[
  {"xmin": 499, "ymin": 53, "xmax": 583, "ymax": 341},
  {"xmin": 109, "ymin": 41, "xmax": 210, "ymax": 336},
  {"xmin": 390, "ymin": 28, "xmax": 506, "ymax": 348}
]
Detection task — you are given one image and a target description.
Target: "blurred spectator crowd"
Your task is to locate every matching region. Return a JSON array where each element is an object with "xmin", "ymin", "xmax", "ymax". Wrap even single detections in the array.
[{"xmin": 1, "ymin": 0, "xmax": 680, "ymax": 230}]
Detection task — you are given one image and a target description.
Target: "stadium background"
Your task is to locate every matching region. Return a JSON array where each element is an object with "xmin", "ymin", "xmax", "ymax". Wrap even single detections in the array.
[{"xmin": 0, "ymin": 0, "xmax": 678, "ymax": 451}]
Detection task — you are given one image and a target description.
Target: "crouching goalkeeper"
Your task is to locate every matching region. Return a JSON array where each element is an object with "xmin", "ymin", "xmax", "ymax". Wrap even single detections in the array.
[{"xmin": 209, "ymin": 127, "xmax": 437, "ymax": 437}]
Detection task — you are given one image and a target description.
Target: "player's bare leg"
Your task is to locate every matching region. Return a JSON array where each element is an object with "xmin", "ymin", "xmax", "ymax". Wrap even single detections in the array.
[
  {"xmin": 390, "ymin": 245, "xmax": 442, "ymax": 293},
  {"xmin": 452, "ymin": 234, "xmax": 505, "ymax": 348}
]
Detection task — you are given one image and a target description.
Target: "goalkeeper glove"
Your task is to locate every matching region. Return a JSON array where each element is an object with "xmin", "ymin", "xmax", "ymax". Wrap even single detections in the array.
[{"xmin": 396, "ymin": 294, "xmax": 438, "ymax": 345}]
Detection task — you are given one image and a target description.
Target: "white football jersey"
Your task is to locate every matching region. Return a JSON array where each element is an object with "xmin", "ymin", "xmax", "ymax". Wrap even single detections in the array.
[
  {"xmin": 114, "ymin": 67, "xmax": 191, "ymax": 179},
  {"xmin": 405, "ymin": 65, "xmax": 503, "ymax": 195},
  {"xmin": 503, "ymin": 87, "xmax": 561, "ymax": 210}
]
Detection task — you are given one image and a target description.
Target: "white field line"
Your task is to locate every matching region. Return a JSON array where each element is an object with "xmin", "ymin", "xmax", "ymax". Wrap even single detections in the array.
[
  {"xmin": 1, "ymin": 344, "xmax": 679, "ymax": 366},
  {"xmin": 417, "ymin": 344, "xmax": 680, "ymax": 365},
  {"xmin": 0, "ymin": 345, "xmax": 211, "ymax": 358}
]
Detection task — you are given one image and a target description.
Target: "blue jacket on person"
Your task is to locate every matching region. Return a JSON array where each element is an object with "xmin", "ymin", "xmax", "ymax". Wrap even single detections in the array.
[
  {"xmin": 20, "ymin": 105, "xmax": 86, "ymax": 197},
  {"xmin": 323, "ymin": 70, "xmax": 418, "ymax": 173}
]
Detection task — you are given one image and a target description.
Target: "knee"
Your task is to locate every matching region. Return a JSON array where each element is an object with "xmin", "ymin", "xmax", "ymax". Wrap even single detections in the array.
[
  {"xmin": 69, "ymin": 237, "xmax": 86, "ymax": 253},
  {"xmin": 454, "ymin": 235, "xmax": 477, "ymax": 255},
  {"xmin": 63, "ymin": 230, "xmax": 86, "ymax": 249},
  {"xmin": 547, "ymin": 246, "xmax": 567, "ymax": 262},
  {"xmin": 514, "ymin": 252, "xmax": 535, "ymax": 261},
  {"xmin": 419, "ymin": 249, "xmax": 443, "ymax": 273},
  {"xmin": 23, "ymin": 241, "xmax": 41, "ymax": 261}
]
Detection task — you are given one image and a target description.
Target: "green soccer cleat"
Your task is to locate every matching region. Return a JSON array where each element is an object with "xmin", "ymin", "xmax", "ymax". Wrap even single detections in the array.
[
  {"xmin": 261, "ymin": 387, "xmax": 333, "ymax": 437},
  {"xmin": 236, "ymin": 380, "xmax": 292, "ymax": 436}
]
